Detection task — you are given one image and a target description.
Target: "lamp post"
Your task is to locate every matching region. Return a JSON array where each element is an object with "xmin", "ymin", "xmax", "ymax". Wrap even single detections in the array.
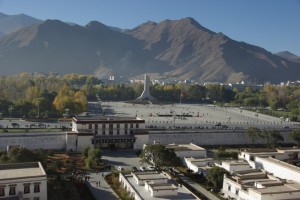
[
  {"xmin": 8, "ymin": 106, "xmax": 13, "ymax": 118},
  {"xmin": 255, "ymin": 110, "xmax": 259, "ymax": 124}
]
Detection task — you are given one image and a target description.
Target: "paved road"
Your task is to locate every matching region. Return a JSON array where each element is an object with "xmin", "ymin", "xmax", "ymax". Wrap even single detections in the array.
[
  {"xmin": 85, "ymin": 150, "xmax": 141, "ymax": 200},
  {"xmin": 85, "ymin": 171, "xmax": 120, "ymax": 200},
  {"xmin": 179, "ymin": 174, "xmax": 220, "ymax": 200},
  {"xmin": 101, "ymin": 150, "xmax": 142, "ymax": 169}
]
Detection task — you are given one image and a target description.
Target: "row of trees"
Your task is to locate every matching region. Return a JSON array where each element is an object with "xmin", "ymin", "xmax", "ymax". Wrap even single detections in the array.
[
  {"xmin": 246, "ymin": 127, "xmax": 300, "ymax": 148},
  {"xmin": 0, "ymin": 73, "xmax": 299, "ymax": 119}
]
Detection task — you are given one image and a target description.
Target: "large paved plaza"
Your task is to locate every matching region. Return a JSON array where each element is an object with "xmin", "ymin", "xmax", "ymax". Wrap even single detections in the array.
[{"xmin": 96, "ymin": 101, "xmax": 299, "ymax": 130}]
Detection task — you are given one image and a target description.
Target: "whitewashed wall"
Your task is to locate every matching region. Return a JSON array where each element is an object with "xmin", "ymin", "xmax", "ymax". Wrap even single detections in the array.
[{"xmin": 0, "ymin": 132, "xmax": 66, "ymax": 150}]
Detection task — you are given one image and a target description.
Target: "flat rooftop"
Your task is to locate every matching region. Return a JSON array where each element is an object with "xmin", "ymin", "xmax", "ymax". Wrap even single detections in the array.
[
  {"xmin": 253, "ymin": 183, "xmax": 300, "ymax": 195},
  {"xmin": 222, "ymin": 160, "xmax": 250, "ymax": 166},
  {"xmin": 73, "ymin": 116, "xmax": 144, "ymax": 122},
  {"xmin": 147, "ymin": 182, "xmax": 177, "ymax": 190},
  {"xmin": 165, "ymin": 143, "xmax": 205, "ymax": 151},
  {"xmin": 122, "ymin": 173, "xmax": 198, "ymax": 200},
  {"xmin": 259, "ymin": 157, "xmax": 300, "ymax": 173},
  {"xmin": 185, "ymin": 157, "xmax": 214, "ymax": 162},
  {"xmin": 0, "ymin": 162, "xmax": 46, "ymax": 180},
  {"xmin": 134, "ymin": 171, "xmax": 167, "ymax": 181}
]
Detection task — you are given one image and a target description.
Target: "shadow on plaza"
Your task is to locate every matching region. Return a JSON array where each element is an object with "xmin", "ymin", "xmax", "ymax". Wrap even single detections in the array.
[
  {"xmin": 102, "ymin": 150, "xmax": 139, "ymax": 158},
  {"xmin": 86, "ymin": 181, "xmax": 119, "ymax": 200}
]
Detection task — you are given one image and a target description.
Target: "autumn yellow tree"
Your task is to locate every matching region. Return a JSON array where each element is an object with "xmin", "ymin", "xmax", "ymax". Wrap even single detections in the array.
[{"xmin": 53, "ymin": 84, "xmax": 87, "ymax": 114}]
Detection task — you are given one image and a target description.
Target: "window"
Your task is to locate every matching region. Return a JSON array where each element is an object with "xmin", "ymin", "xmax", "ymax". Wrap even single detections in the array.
[
  {"xmin": 89, "ymin": 124, "xmax": 92, "ymax": 129},
  {"xmin": 109, "ymin": 130, "xmax": 113, "ymax": 135},
  {"xmin": 130, "ymin": 124, "xmax": 133, "ymax": 128},
  {"xmin": 34, "ymin": 197, "xmax": 40, "ymax": 200},
  {"xmin": 116, "ymin": 124, "xmax": 120, "ymax": 128},
  {"xmin": 235, "ymin": 189, "xmax": 239, "ymax": 195},
  {"xmin": 117, "ymin": 130, "xmax": 120, "ymax": 135},
  {"xmin": 9, "ymin": 186, "xmax": 16, "ymax": 195},
  {"xmin": 130, "ymin": 131, "xmax": 134, "ymax": 135},
  {"xmin": 95, "ymin": 124, "xmax": 98, "ymax": 129},
  {"xmin": 102, "ymin": 124, "xmax": 106, "ymax": 129},
  {"xmin": 227, "ymin": 184, "xmax": 231, "ymax": 191},
  {"xmin": 102, "ymin": 131, "xmax": 105, "ymax": 135},
  {"xmin": 136, "ymin": 124, "xmax": 139, "ymax": 128},
  {"xmin": 0, "ymin": 187, "xmax": 5, "ymax": 196},
  {"xmin": 125, "ymin": 130, "xmax": 128, "ymax": 135},
  {"xmin": 34, "ymin": 184, "xmax": 40, "ymax": 193},
  {"xmin": 124, "ymin": 123, "xmax": 128, "ymax": 129},
  {"xmin": 24, "ymin": 185, "xmax": 30, "ymax": 194},
  {"xmin": 109, "ymin": 124, "xmax": 113, "ymax": 129}
]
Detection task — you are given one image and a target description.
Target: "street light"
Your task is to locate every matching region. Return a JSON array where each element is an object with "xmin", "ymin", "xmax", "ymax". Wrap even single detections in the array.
[{"xmin": 8, "ymin": 106, "xmax": 13, "ymax": 118}]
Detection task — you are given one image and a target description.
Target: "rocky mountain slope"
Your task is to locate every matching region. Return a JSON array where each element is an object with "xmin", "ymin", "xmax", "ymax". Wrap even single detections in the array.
[
  {"xmin": 0, "ymin": 12, "xmax": 42, "ymax": 38},
  {"xmin": 0, "ymin": 17, "xmax": 299, "ymax": 83}
]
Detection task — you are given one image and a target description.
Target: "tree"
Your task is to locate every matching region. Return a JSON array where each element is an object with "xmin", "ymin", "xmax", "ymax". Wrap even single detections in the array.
[
  {"xmin": 83, "ymin": 147, "xmax": 101, "ymax": 169},
  {"xmin": 140, "ymin": 144, "xmax": 182, "ymax": 168},
  {"xmin": 289, "ymin": 130, "xmax": 300, "ymax": 146},
  {"xmin": 6, "ymin": 147, "xmax": 39, "ymax": 163},
  {"xmin": 246, "ymin": 127, "xmax": 262, "ymax": 145},
  {"xmin": 260, "ymin": 130, "xmax": 284, "ymax": 148},
  {"xmin": 88, "ymin": 148, "xmax": 102, "ymax": 164},
  {"xmin": 214, "ymin": 151, "xmax": 238, "ymax": 160},
  {"xmin": 207, "ymin": 167, "xmax": 229, "ymax": 192},
  {"xmin": 81, "ymin": 146, "xmax": 90, "ymax": 158}
]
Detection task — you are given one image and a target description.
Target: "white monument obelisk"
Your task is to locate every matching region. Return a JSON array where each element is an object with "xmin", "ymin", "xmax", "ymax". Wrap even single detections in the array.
[{"xmin": 136, "ymin": 74, "xmax": 156, "ymax": 102}]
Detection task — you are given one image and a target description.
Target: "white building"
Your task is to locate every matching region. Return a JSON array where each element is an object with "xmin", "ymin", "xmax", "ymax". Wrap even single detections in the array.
[
  {"xmin": 144, "ymin": 143, "xmax": 206, "ymax": 161},
  {"xmin": 119, "ymin": 171, "xmax": 199, "ymax": 200},
  {"xmin": 0, "ymin": 162, "xmax": 47, "ymax": 200},
  {"xmin": 164, "ymin": 143, "xmax": 207, "ymax": 159},
  {"xmin": 67, "ymin": 116, "xmax": 145, "ymax": 151},
  {"xmin": 239, "ymin": 148, "xmax": 300, "ymax": 168},
  {"xmin": 215, "ymin": 160, "xmax": 253, "ymax": 173},
  {"xmin": 222, "ymin": 148, "xmax": 300, "ymax": 199},
  {"xmin": 255, "ymin": 157, "xmax": 300, "ymax": 184},
  {"xmin": 184, "ymin": 157, "xmax": 214, "ymax": 175},
  {"xmin": 222, "ymin": 169, "xmax": 300, "ymax": 200}
]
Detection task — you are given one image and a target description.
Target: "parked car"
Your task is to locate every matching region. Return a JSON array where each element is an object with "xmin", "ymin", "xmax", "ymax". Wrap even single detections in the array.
[
  {"xmin": 140, "ymin": 166, "xmax": 146, "ymax": 171},
  {"xmin": 147, "ymin": 166, "xmax": 155, "ymax": 171},
  {"xmin": 118, "ymin": 166, "xmax": 124, "ymax": 171},
  {"xmin": 132, "ymin": 166, "xmax": 138, "ymax": 172},
  {"xmin": 11, "ymin": 123, "xmax": 20, "ymax": 128}
]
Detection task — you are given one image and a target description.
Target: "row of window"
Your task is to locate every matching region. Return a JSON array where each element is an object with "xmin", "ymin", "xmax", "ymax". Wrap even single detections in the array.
[
  {"xmin": 95, "ymin": 130, "xmax": 134, "ymax": 136},
  {"xmin": 0, "ymin": 184, "xmax": 40, "ymax": 196},
  {"xmin": 88, "ymin": 123, "xmax": 139, "ymax": 129},
  {"xmin": 92, "ymin": 138, "xmax": 136, "ymax": 144}
]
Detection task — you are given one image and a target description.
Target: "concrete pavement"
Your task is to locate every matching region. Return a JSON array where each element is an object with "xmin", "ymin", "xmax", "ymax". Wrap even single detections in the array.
[
  {"xmin": 179, "ymin": 174, "xmax": 220, "ymax": 200},
  {"xmin": 85, "ymin": 171, "xmax": 120, "ymax": 200}
]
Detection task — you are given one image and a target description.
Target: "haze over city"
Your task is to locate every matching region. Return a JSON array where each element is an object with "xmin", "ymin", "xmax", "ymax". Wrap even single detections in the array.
[{"xmin": 0, "ymin": 0, "xmax": 300, "ymax": 56}]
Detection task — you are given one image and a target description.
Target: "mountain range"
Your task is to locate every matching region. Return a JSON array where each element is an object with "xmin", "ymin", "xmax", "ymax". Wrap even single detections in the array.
[
  {"xmin": 0, "ymin": 12, "xmax": 299, "ymax": 83},
  {"xmin": 0, "ymin": 12, "xmax": 41, "ymax": 37}
]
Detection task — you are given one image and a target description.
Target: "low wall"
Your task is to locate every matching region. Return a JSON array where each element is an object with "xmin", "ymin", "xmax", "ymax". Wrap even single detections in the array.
[
  {"xmin": 0, "ymin": 132, "xmax": 66, "ymax": 150},
  {"xmin": 134, "ymin": 130, "xmax": 294, "ymax": 149}
]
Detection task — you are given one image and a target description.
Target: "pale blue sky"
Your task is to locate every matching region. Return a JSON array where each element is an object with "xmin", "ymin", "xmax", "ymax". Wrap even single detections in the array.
[{"xmin": 1, "ymin": 0, "xmax": 299, "ymax": 55}]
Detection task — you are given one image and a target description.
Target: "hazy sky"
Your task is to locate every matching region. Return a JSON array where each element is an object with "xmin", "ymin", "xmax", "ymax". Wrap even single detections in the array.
[{"xmin": 1, "ymin": 0, "xmax": 300, "ymax": 55}]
